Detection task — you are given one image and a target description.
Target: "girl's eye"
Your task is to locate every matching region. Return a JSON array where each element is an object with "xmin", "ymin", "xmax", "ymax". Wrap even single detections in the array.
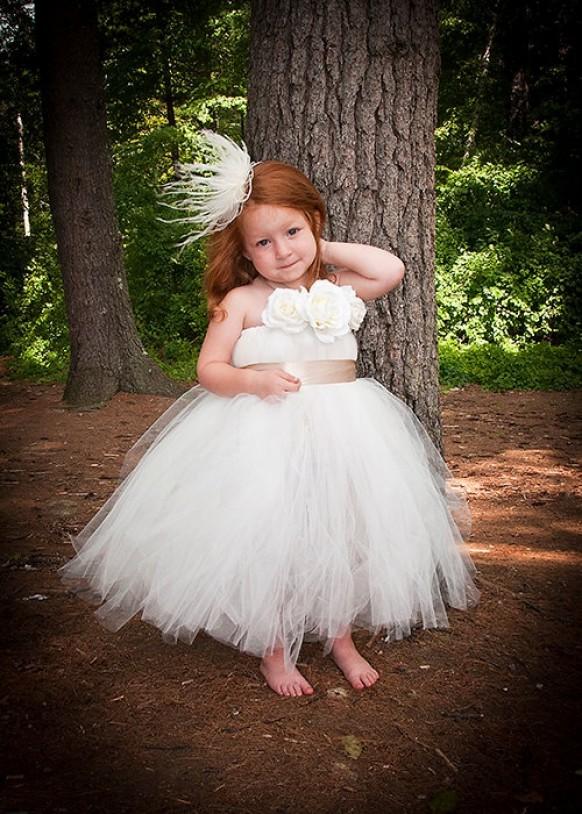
[
  {"xmin": 256, "ymin": 239, "xmax": 269, "ymax": 247},
  {"xmin": 288, "ymin": 227, "xmax": 300, "ymax": 236}
]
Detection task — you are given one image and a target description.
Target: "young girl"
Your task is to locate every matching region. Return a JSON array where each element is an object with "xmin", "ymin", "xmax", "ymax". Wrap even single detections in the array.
[{"xmin": 59, "ymin": 132, "xmax": 479, "ymax": 698}]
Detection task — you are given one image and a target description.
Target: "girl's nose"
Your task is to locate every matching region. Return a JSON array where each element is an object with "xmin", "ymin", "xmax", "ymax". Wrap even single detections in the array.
[{"xmin": 274, "ymin": 239, "xmax": 291, "ymax": 259}]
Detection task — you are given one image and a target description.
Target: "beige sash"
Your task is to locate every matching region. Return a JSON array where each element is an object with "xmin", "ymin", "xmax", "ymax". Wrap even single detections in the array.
[{"xmin": 242, "ymin": 359, "xmax": 357, "ymax": 386}]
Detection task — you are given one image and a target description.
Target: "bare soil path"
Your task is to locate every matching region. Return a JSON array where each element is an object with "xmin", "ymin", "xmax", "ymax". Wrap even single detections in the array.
[{"xmin": 1, "ymin": 380, "xmax": 581, "ymax": 814}]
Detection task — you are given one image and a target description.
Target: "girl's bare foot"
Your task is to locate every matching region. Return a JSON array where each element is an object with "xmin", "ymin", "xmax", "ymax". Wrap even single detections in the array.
[
  {"xmin": 330, "ymin": 631, "xmax": 380, "ymax": 690},
  {"xmin": 260, "ymin": 649, "xmax": 314, "ymax": 697}
]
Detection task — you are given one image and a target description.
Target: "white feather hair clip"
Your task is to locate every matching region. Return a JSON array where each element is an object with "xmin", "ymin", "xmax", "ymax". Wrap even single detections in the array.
[{"xmin": 159, "ymin": 130, "xmax": 260, "ymax": 247}]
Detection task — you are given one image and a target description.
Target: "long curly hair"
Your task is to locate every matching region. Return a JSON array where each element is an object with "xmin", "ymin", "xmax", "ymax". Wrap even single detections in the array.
[{"xmin": 204, "ymin": 160, "xmax": 328, "ymax": 322}]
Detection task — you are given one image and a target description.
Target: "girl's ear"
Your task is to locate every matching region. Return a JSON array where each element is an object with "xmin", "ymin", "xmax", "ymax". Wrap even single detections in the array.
[{"xmin": 240, "ymin": 238, "xmax": 250, "ymax": 261}]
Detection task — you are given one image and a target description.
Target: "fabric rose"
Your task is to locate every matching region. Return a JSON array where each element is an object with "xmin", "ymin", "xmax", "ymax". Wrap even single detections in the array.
[
  {"xmin": 303, "ymin": 279, "xmax": 353, "ymax": 344},
  {"xmin": 341, "ymin": 285, "xmax": 367, "ymax": 330},
  {"xmin": 261, "ymin": 286, "xmax": 309, "ymax": 333}
]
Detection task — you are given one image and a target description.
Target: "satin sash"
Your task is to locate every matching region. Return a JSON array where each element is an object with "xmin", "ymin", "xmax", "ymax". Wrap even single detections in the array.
[{"xmin": 242, "ymin": 359, "xmax": 357, "ymax": 386}]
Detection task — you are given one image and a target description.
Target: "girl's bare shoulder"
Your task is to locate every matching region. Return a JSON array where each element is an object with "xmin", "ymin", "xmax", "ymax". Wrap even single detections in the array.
[
  {"xmin": 216, "ymin": 282, "xmax": 251, "ymax": 313},
  {"xmin": 216, "ymin": 280, "xmax": 265, "ymax": 330},
  {"xmin": 223, "ymin": 279, "xmax": 269, "ymax": 329}
]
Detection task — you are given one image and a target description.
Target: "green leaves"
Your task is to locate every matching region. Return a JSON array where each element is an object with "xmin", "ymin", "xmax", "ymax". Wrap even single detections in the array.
[
  {"xmin": 435, "ymin": 158, "xmax": 581, "ymax": 346},
  {"xmin": 438, "ymin": 339, "xmax": 582, "ymax": 391}
]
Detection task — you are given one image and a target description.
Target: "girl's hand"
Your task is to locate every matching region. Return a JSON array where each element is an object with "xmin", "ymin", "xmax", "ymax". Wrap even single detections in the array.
[
  {"xmin": 319, "ymin": 238, "xmax": 330, "ymax": 264},
  {"xmin": 252, "ymin": 369, "xmax": 302, "ymax": 400}
]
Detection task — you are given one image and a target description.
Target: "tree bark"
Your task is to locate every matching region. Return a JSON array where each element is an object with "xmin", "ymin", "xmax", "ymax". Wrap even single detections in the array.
[
  {"xmin": 247, "ymin": 0, "xmax": 443, "ymax": 449},
  {"xmin": 35, "ymin": 0, "xmax": 185, "ymax": 408}
]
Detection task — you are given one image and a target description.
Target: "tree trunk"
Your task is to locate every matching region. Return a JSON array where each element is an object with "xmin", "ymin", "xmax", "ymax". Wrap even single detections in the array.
[
  {"xmin": 162, "ymin": 53, "xmax": 180, "ymax": 167},
  {"xmin": 35, "ymin": 0, "xmax": 185, "ymax": 408},
  {"xmin": 463, "ymin": 13, "xmax": 497, "ymax": 162},
  {"xmin": 155, "ymin": 1, "xmax": 180, "ymax": 168},
  {"xmin": 506, "ymin": 2, "xmax": 530, "ymax": 140},
  {"xmin": 16, "ymin": 112, "xmax": 31, "ymax": 237},
  {"xmin": 247, "ymin": 0, "xmax": 443, "ymax": 449}
]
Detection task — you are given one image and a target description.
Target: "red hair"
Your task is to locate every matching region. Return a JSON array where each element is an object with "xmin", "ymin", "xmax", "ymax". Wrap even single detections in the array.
[{"xmin": 204, "ymin": 161, "xmax": 328, "ymax": 322}]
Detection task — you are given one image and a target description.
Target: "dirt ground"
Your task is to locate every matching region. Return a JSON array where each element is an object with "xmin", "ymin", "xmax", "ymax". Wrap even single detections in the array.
[{"xmin": 1, "ymin": 375, "xmax": 581, "ymax": 814}]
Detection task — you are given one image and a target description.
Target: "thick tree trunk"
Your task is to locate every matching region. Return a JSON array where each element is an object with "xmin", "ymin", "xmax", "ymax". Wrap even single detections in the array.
[
  {"xmin": 35, "ymin": 0, "xmax": 185, "ymax": 408},
  {"xmin": 247, "ymin": 0, "xmax": 443, "ymax": 449}
]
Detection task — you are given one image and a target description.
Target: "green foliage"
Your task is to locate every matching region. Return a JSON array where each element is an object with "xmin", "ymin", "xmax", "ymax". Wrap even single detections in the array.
[
  {"xmin": 111, "ymin": 104, "xmax": 248, "ymax": 360},
  {"xmin": 439, "ymin": 339, "xmax": 582, "ymax": 391},
  {"xmin": 104, "ymin": 0, "xmax": 250, "ymax": 365},
  {"xmin": 2, "ymin": 253, "xmax": 70, "ymax": 381},
  {"xmin": 435, "ymin": 157, "xmax": 581, "ymax": 346},
  {"xmin": 435, "ymin": 0, "xmax": 582, "ymax": 356},
  {"xmin": 147, "ymin": 337, "xmax": 199, "ymax": 382},
  {"xmin": 3, "ymin": 0, "xmax": 580, "ymax": 395},
  {"xmin": 103, "ymin": 0, "xmax": 249, "ymax": 142},
  {"xmin": 1, "ymin": 0, "xmax": 249, "ymax": 383},
  {"xmin": 100, "ymin": 1, "xmax": 249, "ymax": 370},
  {"xmin": 1, "ymin": 161, "xmax": 69, "ymax": 380},
  {"xmin": 112, "ymin": 123, "xmax": 204, "ymax": 348}
]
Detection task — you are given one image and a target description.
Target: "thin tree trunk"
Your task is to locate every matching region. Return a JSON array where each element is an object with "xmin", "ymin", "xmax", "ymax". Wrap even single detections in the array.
[
  {"xmin": 463, "ymin": 12, "xmax": 497, "ymax": 162},
  {"xmin": 35, "ymin": 0, "xmax": 184, "ymax": 408},
  {"xmin": 155, "ymin": 1, "xmax": 180, "ymax": 168},
  {"xmin": 16, "ymin": 112, "xmax": 30, "ymax": 237},
  {"xmin": 247, "ymin": 0, "xmax": 443, "ymax": 449},
  {"xmin": 507, "ymin": 2, "xmax": 530, "ymax": 140},
  {"xmin": 162, "ymin": 53, "xmax": 180, "ymax": 167}
]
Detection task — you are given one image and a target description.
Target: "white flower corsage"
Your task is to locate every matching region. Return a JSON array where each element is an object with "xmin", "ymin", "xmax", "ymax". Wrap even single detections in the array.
[
  {"xmin": 340, "ymin": 284, "xmax": 368, "ymax": 331},
  {"xmin": 261, "ymin": 286, "xmax": 309, "ymax": 333},
  {"xmin": 304, "ymin": 279, "xmax": 353, "ymax": 343},
  {"xmin": 261, "ymin": 279, "xmax": 366, "ymax": 342}
]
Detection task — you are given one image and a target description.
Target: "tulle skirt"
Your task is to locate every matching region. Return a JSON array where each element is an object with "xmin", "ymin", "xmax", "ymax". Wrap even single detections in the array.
[{"xmin": 58, "ymin": 377, "xmax": 479, "ymax": 670}]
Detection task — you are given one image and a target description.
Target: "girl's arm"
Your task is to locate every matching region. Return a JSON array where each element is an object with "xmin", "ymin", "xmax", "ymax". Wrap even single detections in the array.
[
  {"xmin": 321, "ymin": 240, "xmax": 405, "ymax": 301},
  {"xmin": 197, "ymin": 288, "xmax": 300, "ymax": 398}
]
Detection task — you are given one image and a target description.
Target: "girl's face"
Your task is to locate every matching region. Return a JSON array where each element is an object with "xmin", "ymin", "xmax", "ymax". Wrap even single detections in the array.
[{"xmin": 240, "ymin": 204, "xmax": 318, "ymax": 289}]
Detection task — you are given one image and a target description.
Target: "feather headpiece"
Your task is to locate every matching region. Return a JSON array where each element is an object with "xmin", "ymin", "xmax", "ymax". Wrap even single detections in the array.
[{"xmin": 160, "ymin": 130, "xmax": 259, "ymax": 247}]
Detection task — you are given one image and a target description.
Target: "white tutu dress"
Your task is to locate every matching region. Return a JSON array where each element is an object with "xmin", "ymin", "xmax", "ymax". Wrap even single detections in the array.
[{"xmin": 59, "ymin": 285, "xmax": 479, "ymax": 670}]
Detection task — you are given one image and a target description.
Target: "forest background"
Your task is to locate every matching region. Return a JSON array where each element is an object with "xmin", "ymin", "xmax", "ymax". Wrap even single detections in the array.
[{"xmin": 1, "ymin": 0, "xmax": 581, "ymax": 391}]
